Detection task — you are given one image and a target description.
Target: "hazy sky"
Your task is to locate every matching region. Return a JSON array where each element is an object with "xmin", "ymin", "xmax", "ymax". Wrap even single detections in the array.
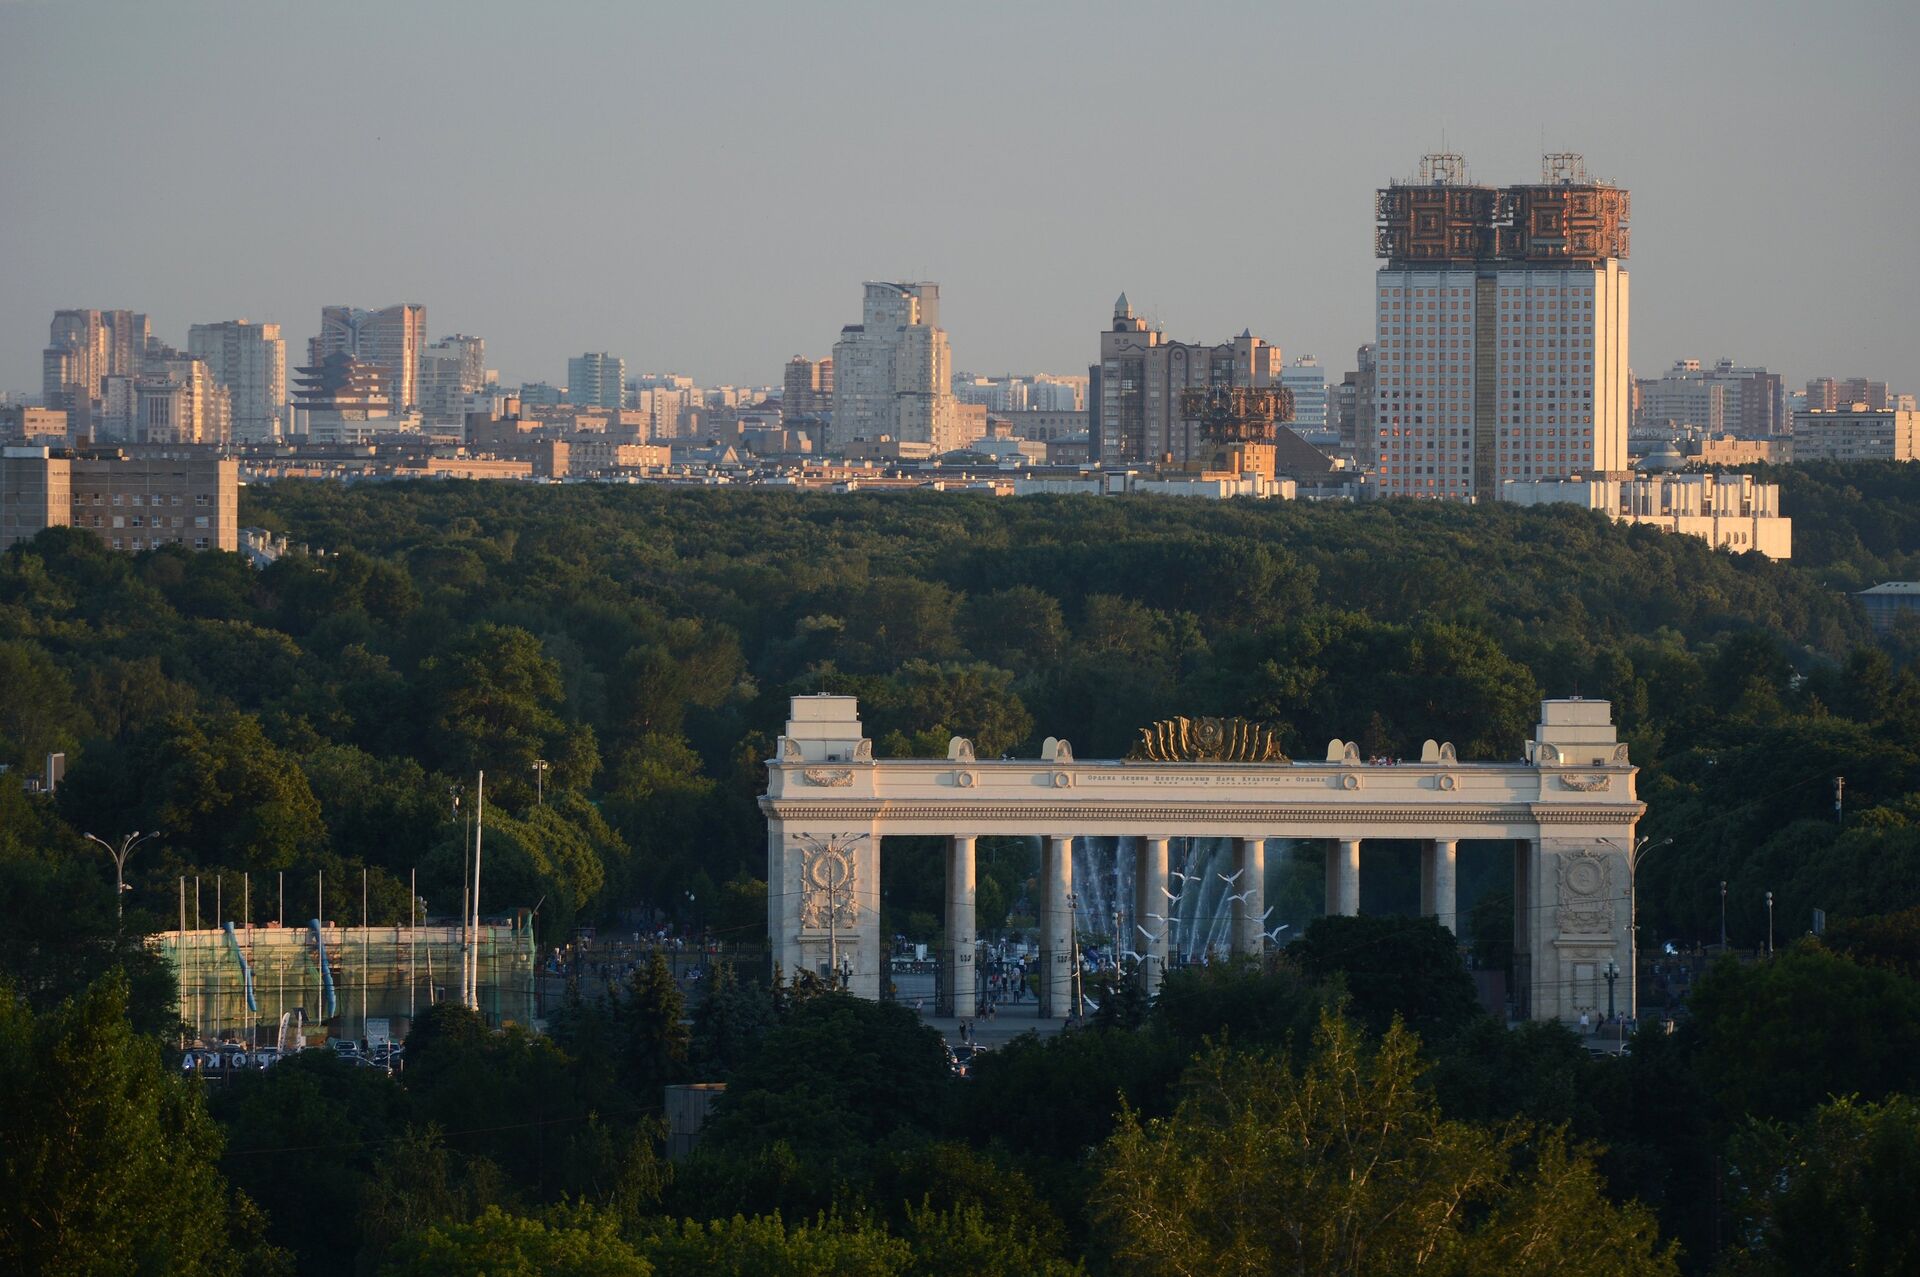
[{"xmin": 3, "ymin": 0, "xmax": 1915, "ymax": 396}]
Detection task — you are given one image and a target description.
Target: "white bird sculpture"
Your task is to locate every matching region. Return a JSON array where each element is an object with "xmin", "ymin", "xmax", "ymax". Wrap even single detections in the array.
[
  {"xmin": 1263, "ymin": 924, "xmax": 1291, "ymax": 942},
  {"xmin": 1225, "ymin": 890, "xmax": 1253, "ymax": 905},
  {"xmin": 1217, "ymin": 868, "xmax": 1244, "ymax": 886}
]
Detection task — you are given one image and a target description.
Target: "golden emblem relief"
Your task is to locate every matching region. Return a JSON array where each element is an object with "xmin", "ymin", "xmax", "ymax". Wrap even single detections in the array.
[{"xmin": 1128, "ymin": 716, "xmax": 1289, "ymax": 763}]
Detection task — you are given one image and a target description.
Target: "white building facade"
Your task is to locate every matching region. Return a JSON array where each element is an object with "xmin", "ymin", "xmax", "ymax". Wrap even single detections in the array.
[
  {"xmin": 1281, "ymin": 356, "xmax": 1328, "ymax": 432},
  {"xmin": 830, "ymin": 282, "xmax": 965, "ymax": 453},
  {"xmin": 567, "ymin": 351, "xmax": 627, "ymax": 410},
  {"xmin": 764, "ymin": 695, "xmax": 1644, "ymax": 1026},
  {"xmin": 1504, "ymin": 472, "xmax": 1791, "ymax": 559},
  {"xmin": 1374, "ymin": 262, "xmax": 1630, "ymax": 499},
  {"xmin": 1791, "ymin": 406, "xmax": 1919, "ymax": 462}
]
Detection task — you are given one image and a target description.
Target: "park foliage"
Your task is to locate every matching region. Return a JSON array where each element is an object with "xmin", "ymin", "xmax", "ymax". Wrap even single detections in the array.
[{"xmin": 3, "ymin": 462, "xmax": 1920, "ymax": 1272}]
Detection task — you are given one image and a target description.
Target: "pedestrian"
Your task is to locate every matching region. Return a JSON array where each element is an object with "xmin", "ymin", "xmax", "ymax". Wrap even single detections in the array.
[{"xmin": 1579, "ymin": 1011, "xmax": 1591, "ymax": 1035}]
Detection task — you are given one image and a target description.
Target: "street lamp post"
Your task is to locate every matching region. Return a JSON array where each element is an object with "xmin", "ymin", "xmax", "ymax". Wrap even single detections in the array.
[
  {"xmin": 1068, "ymin": 890, "xmax": 1085, "ymax": 1021},
  {"xmin": 84, "ymin": 831, "xmax": 158, "ymax": 923},
  {"xmin": 1603, "ymin": 835, "xmax": 1671, "ymax": 1030},
  {"xmin": 1766, "ymin": 891, "xmax": 1774, "ymax": 955},
  {"xmin": 1603, "ymin": 957, "xmax": 1618, "ymax": 1025},
  {"xmin": 532, "ymin": 759, "xmax": 549, "ymax": 805},
  {"xmin": 1719, "ymin": 880, "xmax": 1727, "ymax": 949}
]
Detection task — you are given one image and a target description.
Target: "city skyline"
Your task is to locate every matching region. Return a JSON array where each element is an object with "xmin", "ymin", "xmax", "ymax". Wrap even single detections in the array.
[{"xmin": 2, "ymin": 2, "xmax": 1916, "ymax": 397}]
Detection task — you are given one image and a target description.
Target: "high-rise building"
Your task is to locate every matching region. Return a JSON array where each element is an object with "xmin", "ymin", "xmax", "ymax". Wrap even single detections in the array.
[
  {"xmin": 1636, "ymin": 360, "xmax": 1724, "ymax": 433},
  {"xmin": 308, "ymin": 305, "xmax": 426, "ymax": 413},
  {"xmin": 136, "ymin": 353, "xmax": 231, "ymax": 446},
  {"xmin": 633, "ymin": 385, "xmax": 697, "ymax": 442},
  {"xmin": 783, "ymin": 356, "xmax": 834, "ymax": 419},
  {"xmin": 830, "ymin": 282, "xmax": 970, "ymax": 452},
  {"xmin": 188, "ymin": 320, "xmax": 286, "ymax": 443},
  {"xmin": 1095, "ymin": 294, "xmax": 1285, "ymax": 465},
  {"xmin": 418, "ymin": 335, "xmax": 488, "ymax": 424},
  {"xmin": 42, "ymin": 310, "xmax": 151, "ymax": 417},
  {"xmin": 1705, "ymin": 360, "xmax": 1786, "ymax": 437},
  {"xmin": 1637, "ymin": 358, "xmax": 1785, "ymax": 437},
  {"xmin": 567, "ymin": 352, "xmax": 627, "ymax": 410},
  {"xmin": 1806, "ymin": 376, "xmax": 1891, "ymax": 412},
  {"xmin": 1372, "ymin": 153, "xmax": 1631, "ymax": 501},
  {"xmin": 1282, "ymin": 356, "xmax": 1329, "ymax": 434},
  {"xmin": 1334, "ymin": 344, "xmax": 1376, "ymax": 458}
]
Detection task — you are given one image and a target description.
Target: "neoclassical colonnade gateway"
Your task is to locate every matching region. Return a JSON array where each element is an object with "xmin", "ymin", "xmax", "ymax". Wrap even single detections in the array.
[{"xmin": 762, "ymin": 695, "xmax": 1643, "ymax": 1025}]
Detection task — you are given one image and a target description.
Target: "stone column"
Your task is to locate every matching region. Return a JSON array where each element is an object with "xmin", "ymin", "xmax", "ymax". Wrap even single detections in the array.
[
  {"xmin": 1326, "ymin": 838, "xmax": 1361, "ymax": 917},
  {"xmin": 1134, "ymin": 836, "xmax": 1170, "ymax": 994},
  {"xmin": 1431, "ymin": 839, "xmax": 1458, "ymax": 934},
  {"xmin": 946, "ymin": 835, "xmax": 977, "ymax": 1018},
  {"xmin": 1042, "ymin": 835, "xmax": 1075, "ymax": 1019},
  {"xmin": 1513, "ymin": 838, "xmax": 1536, "ymax": 1020},
  {"xmin": 1233, "ymin": 837, "xmax": 1266, "ymax": 956}
]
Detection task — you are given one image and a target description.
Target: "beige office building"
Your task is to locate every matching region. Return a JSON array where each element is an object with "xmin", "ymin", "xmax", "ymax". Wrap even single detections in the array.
[
  {"xmin": 1, "ymin": 446, "xmax": 239, "ymax": 553},
  {"xmin": 1, "ymin": 407, "xmax": 71, "ymax": 445},
  {"xmin": 1791, "ymin": 406, "xmax": 1918, "ymax": 462}
]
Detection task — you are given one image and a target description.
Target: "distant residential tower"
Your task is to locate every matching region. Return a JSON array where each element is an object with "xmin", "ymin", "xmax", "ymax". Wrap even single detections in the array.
[
  {"xmin": 830, "ymin": 283, "xmax": 969, "ymax": 452},
  {"xmin": 188, "ymin": 320, "xmax": 287, "ymax": 443},
  {"xmin": 567, "ymin": 351, "xmax": 627, "ymax": 410}
]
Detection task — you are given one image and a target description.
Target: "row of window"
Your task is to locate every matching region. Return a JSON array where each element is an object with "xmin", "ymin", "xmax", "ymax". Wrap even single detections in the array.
[
  {"xmin": 1379, "ymin": 285, "xmax": 1600, "ymax": 296},
  {"xmin": 83, "ymin": 514, "xmax": 214, "ymax": 529},
  {"xmin": 112, "ymin": 537, "xmax": 211, "ymax": 551},
  {"xmin": 69, "ymin": 491, "xmax": 213, "ymax": 507}
]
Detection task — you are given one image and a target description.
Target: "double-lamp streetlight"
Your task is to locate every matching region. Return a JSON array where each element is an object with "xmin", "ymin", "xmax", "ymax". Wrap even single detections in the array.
[{"xmin": 84, "ymin": 830, "xmax": 160, "ymax": 922}]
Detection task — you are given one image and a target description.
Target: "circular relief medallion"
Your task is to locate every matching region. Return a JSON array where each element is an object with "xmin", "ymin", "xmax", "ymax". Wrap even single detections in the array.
[
  {"xmin": 1052, "ymin": 772, "xmax": 1073, "ymax": 788},
  {"xmin": 1340, "ymin": 773, "xmax": 1360, "ymax": 791},
  {"xmin": 806, "ymin": 847, "xmax": 853, "ymax": 894},
  {"xmin": 1567, "ymin": 859, "xmax": 1603, "ymax": 897},
  {"xmin": 1437, "ymin": 773, "xmax": 1457, "ymax": 791},
  {"xmin": 955, "ymin": 770, "xmax": 976, "ymax": 788}
]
